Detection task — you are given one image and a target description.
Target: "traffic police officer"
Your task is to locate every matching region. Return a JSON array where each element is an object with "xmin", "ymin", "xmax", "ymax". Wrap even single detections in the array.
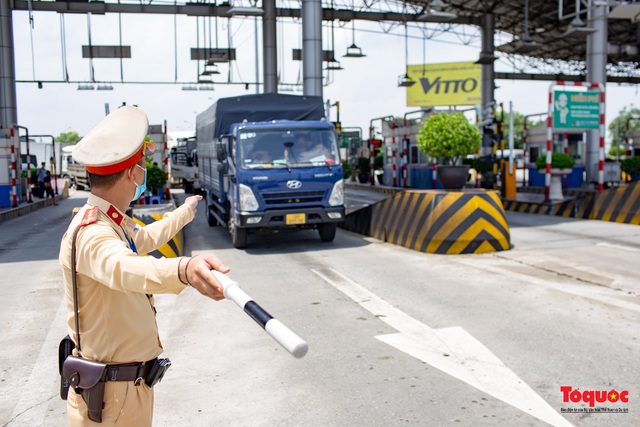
[{"xmin": 59, "ymin": 106, "xmax": 230, "ymax": 426}]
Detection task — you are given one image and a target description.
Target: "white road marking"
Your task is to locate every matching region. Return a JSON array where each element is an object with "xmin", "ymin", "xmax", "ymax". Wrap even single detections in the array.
[
  {"xmin": 10, "ymin": 295, "xmax": 68, "ymax": 426},
  {"xmin": 596, "ymin": 242, "xmax": 640, "ymax": 253},
  {"xmin": 313, "ymin": 268, "xmax": 572, "ymax": 427}
]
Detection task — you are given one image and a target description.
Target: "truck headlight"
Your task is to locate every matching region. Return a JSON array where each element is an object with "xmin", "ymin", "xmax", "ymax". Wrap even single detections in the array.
[
  {"xmin": 239, "ymin": 184, "xmax": 259, "ymax": 211},
  {"xmin": 328, "ymin": 179, "xmax": 344, "ymax": 206}
]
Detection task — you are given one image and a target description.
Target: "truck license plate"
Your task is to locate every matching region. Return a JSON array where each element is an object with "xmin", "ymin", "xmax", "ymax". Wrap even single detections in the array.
[{"xmin": 286, "ymin": 213, "xmax": 306, "ymax": 225}]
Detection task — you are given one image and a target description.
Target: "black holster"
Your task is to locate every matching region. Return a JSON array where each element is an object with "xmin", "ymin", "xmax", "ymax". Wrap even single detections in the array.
[
  {"xmin": 62, "ymin": 355, "xmax": 108, "ymax": 423},
  {"xmin": 80, "ymin": 381, "xmax": 106, "ymax": 423}
]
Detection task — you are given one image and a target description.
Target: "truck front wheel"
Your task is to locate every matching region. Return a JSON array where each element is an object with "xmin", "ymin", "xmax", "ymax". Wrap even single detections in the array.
[
  {"xmin": 229, "ymin": 219, "xmax": 248, "ymax": 249},
  {"xmin": 183, "ymin": 179, "xmax": 194, "ymax": 194},
  {"xmin": 318, "ymin": 223, "xmax": 337, "ymax": 242}
]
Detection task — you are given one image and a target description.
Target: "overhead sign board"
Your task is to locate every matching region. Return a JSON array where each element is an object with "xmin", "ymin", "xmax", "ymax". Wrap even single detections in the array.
[
  {"xmin": 552, "ymin": 90, "xmax": 600, "ymax": 131},
  {"xmin": 406, "ymin": 61, "xmax": 481, "ymax": 107}
]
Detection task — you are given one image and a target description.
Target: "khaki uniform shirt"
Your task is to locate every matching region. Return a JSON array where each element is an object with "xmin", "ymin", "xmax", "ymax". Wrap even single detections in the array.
[{"xmin": 59, "ymin": 194, "xmax": 193, "ymax": 364}]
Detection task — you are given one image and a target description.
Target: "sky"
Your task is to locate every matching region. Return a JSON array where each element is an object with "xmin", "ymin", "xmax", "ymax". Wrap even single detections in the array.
[{"xmin": 9, "ymin": 9, "xmax": 640, "ymax": 147}]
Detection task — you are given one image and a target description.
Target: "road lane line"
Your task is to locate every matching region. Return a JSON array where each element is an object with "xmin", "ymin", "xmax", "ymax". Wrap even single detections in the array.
[
  {"xmin": 9, "ymin": 295, "xmax": 67, "ymax": 426},
  {"xmin": 596, "ymin": 242, "xmax": 640, "ymax": 253},
  {"xmin": 313, "ymin": 268, "xmax": 572, "ymax": 427}
]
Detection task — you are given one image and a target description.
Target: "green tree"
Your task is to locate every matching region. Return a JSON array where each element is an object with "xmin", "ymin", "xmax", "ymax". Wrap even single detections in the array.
[
  {"xmin": 417, "ymin": 113, "xmax": 481, "ymax": 164},
  {"xmin": 497, "ymin": 111, "xmax": 544, "ymax": 149},
  {"xmin": 608, "ymin": 106, "xmax": 640, "ymax": 155},
  {"xmin": 57, "ymin": 131, "xmax": 81, "ymax": 144}
]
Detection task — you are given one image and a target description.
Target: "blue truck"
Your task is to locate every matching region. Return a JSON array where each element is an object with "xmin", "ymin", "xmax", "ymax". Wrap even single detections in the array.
[{"xmin": 196, "ymin": 93, "xmax": 345, "ymax": 248}]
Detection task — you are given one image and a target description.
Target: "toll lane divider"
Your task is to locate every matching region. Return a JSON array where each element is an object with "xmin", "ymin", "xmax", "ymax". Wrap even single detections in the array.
[
  {"xmin": 342, "ymin": 189, "xmax": 511, "ymax": 255},
  {"xmin": 502, "ymin": 181, "xmax": 640, "ymax": 225},
  {"xmin": 585, "ymin": 180, "xmax": 640, "ymax": 224},
  {"xmin": 132, "ymin": 203, "xmax": 183, "ymax": 258}
]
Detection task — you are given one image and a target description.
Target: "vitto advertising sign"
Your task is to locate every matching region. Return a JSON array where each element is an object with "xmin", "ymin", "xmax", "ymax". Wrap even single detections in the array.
[
  {"xmin": 552, "ymin": 90, "xmax": 600, "ymax": 131},
  {"xmin": 405, "ymin": 62, "xmax": 481, "ymax": 107}
]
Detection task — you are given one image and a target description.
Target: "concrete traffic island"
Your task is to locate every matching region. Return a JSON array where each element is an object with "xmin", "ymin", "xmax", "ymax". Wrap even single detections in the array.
[
  {"xmin": 343, "ymin": 188, "xmax": 511, "ymax": 255},
  {"xmin": 131, "ymin": 202, "xmax": 184, "ymax": 258}
]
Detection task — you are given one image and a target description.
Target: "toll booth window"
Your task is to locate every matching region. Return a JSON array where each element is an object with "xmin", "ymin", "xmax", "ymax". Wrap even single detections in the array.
[
  {"xmin": 530, "ymin": 146, "xmax": 539, "ymax": 164},
  {"xmin": 410, "ymin": 146, "xmax": 419, "ymax": 164}
]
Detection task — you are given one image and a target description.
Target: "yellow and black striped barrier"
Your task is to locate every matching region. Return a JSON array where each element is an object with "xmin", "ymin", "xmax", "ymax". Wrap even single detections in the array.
[
  {"xmin": 502, "ymin": 181, "xmax": 640, "ymax": 225},
  {"xmin": 586, "ymin": 181, "xmax": 640, "ymax": 224},
  {"xmin": 132, "ymin": 204, "xmax": 184, "ymax": 258},
  {"xmin": 365, "ymin": 189, "xmax": 510, "ymax": 254}
]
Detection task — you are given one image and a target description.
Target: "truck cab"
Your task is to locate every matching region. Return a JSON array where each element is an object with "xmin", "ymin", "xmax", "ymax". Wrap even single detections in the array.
[{"xmin": 196, "ymin": 93, "xmax": 345, "ymax": 248}]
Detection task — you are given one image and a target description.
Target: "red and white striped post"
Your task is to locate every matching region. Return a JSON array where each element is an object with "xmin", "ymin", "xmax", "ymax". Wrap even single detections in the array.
[
  {"xmin": 522, "ymin": 120, "xmax": 528, "ymax": 187},
  {"xmin": 545, "ymin": 93, "xmax": 553, "ymax": 201},
  {"xmin": 432, "ymin": 159, "xmax": 437, "ymax": 189},
  {"xmin": 391, "ymin": 121, "xmax": 397, "ymax": 187},
  {"xmin": 598, "ymin": 86, "xmax": 606, "ymax": 192},
  {"xmin": 367, "ymin": 124, "xmax": 375, "ymax": 185},
  {"xmin": 547, "ymin": 81, "xmax": 605, "ymax": 200},
  {"xmin": 15, "ymin": 125, "xmax": 33, "ymax": 203},
  {"xmin": 9, "ymin": 128, "xmax": 18, "ymax": 208},
  {"xmin": 163, "ymin": 120, "xmax": 170, "ymax": 199}
]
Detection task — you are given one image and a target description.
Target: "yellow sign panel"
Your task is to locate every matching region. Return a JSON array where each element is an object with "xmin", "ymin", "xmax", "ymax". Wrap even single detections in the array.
[{"xmin": 406, "ymin": 62, "xmax": 482, "ymax": 107}]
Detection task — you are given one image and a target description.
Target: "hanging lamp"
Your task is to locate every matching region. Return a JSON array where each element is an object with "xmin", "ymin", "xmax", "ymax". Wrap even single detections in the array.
[{"xmin": 398, "ymin": 24, "xmax": 415, "ymax": 87}]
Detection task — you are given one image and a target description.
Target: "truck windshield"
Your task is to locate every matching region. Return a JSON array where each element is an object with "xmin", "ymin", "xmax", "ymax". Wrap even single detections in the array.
[{"xmin": 239, "ymin": 128, "xmax": 340, "ymax": 170}]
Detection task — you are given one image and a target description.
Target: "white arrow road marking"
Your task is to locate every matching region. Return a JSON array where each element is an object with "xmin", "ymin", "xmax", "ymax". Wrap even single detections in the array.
[{"xmin": 313, "ymin": 268, "xmax": 572, "ymax": 427}]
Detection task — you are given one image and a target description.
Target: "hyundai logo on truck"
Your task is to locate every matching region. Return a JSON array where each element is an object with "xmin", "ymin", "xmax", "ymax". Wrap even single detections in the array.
[{"xmin": 287, "ymin": 180, "xmax": 302, "ymax": 189}]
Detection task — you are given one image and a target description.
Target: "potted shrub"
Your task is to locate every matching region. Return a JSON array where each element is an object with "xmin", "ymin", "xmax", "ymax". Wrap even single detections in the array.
[
  {"xmin": 146, "ymin": 163, "xmax": 167, "ymax": 197},
  {"xmin": 535, "ymin": 152, "xmax": 575, "ymax": 200},
  {"xmin": 621, "ymin": 156, "xmax": 640, "ymax": 181},
  {"xmin": 535, "ymin": 152, "xmax": 575, "ymax": 172},
  {"xmin": 417, "ymin": 112, "xmax": 481, "ymax": 190}
]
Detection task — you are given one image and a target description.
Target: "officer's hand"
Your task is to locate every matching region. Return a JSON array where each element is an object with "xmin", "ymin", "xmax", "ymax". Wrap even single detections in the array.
[
  {"xmin": 184, "ymin": 254, "xmax": 230, "ymax": 300},
  {"xmin": 184, "ymin": 195, "xmax": 202, "ymax": 214}
]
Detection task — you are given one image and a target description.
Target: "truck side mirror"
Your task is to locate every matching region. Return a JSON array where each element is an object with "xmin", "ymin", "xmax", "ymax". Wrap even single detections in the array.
[
  {"xmin": 216, "ymin": 141, "xmax": 227, "ymax": 161},
  {"xmin": 217, "ymin": 163, "xmax": 229, "ymax": 173}
]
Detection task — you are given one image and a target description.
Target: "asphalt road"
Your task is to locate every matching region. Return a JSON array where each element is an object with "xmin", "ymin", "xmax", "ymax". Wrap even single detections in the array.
[{"xmin": 1, "ymin": 189, "xmax": 639, "ymax": 427}]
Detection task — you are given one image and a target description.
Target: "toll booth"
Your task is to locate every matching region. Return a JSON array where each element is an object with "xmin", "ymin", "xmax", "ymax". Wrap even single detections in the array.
[
  {"xmin": 378, "ymin": 110, "xmax": 442, "ymax": 189},
  {"xmin": 524, "ymin": 122, "xmax": 588, "ymax": 188}
]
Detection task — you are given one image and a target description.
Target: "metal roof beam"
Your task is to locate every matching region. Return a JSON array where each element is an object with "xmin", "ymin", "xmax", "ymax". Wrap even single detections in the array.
[
  {"xmin": 11, "ymin": 1, "xmax": 479, "ymax": 24},
  {"xmin": 495, "ymin": 72, "xmax": 640, "ymax": 84}
]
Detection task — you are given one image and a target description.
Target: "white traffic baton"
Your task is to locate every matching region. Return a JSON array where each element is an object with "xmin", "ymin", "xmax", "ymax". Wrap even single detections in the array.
[{"xmin": 211, "ymin": 270, "xmax": 308, "ymax": 358}]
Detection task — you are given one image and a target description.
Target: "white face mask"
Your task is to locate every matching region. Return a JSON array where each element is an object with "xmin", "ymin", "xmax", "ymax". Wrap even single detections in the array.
[{"xmin": 130, "ymin": 164, "xmax": 147, "ymax": 201}]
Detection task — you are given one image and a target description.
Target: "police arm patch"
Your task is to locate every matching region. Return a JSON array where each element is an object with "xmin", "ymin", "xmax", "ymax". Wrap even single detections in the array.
[{"xmin": 80, "ymin": 206, "xmax": 98, "ymax": 226}]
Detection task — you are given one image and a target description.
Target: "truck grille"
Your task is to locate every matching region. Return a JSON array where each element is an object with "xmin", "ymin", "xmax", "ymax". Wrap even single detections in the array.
[{"xmin": 263, "ymin": 190, "xmax": 325, "ymax": 205}]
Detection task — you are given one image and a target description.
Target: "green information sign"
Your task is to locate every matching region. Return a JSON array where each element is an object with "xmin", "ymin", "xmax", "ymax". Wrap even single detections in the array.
[
  {"xmin": 340, "ymin": 131, "xmax": 360, "ymax": 149},
  {"xmin": 553, "ymin": 90, "xmax": 600, "ymax": 131}
]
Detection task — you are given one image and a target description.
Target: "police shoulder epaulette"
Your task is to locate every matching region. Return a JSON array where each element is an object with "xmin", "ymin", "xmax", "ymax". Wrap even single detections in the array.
[{"xmin": 80, "ymin": 206, "xmax": 98, "ymax": 227}]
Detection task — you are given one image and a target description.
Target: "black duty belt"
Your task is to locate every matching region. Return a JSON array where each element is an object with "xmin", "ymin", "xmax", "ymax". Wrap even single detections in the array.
[{"xmin": 105, "ymin": 359, "xmax": 156, "ymax": 384}]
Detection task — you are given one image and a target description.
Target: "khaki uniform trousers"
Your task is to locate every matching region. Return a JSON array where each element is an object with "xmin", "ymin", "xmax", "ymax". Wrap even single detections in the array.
[{"xmin": 67, "ymin": 380, "xmax": 154, "ymax": 426}]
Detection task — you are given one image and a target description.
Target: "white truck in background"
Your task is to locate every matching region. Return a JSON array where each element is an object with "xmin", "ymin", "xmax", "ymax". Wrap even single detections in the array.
[
  {"xmin": 62, "ymin": 145, "xmax": 91, "ymax": 190},
  {"xmin": 169, "ymin": 136, "xmax": 200, "ymax": 194}
]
